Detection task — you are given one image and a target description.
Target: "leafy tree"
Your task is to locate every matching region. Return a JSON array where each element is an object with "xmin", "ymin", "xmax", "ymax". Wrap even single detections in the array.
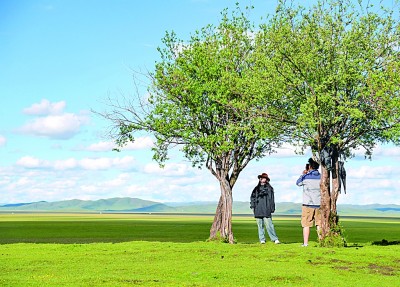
[
  {"xmin": 260, "ymin": 0, "xmax": 400, "ymax": 244},
  {"xmin": 98, "ymin": 6, "xmax": 288, "ymax": 243}
]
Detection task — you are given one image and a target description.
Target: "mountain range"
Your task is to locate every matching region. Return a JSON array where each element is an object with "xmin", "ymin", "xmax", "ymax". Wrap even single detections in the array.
[{"xmin": 0, "ymin": 197, "xmax": 399, "ymax": 217}]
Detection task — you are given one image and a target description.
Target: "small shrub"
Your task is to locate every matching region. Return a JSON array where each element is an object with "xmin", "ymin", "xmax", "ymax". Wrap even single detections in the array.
[
  {"xmin": 207, "ymin": 231, "xmax": 237, "ymax": 244},
  {"xmin": 319, "ymin": 214, "xmax": 347, "ymax": 247}
]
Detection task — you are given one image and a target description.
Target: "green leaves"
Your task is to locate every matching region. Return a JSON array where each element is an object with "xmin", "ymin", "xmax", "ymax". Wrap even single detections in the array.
[{"xmin": 263, "ymin": 0, "xmax": 400, "ymax": 156}]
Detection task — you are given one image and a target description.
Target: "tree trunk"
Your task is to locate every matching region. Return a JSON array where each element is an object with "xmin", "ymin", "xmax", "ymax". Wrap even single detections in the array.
[
  {"xmin": 209, "ymin": 179, "xmax": 234, "ymax": 243},
  {"xmin": 209, "ymin": 196, "xmax": 223, "ymax": 238},
  {"xmin": 331, "ymin": 148, "xmax": 340, "ymax": 221},
  {"xmin": 319, "ymin": 165, "xmax": 331, "ymax": 239}
]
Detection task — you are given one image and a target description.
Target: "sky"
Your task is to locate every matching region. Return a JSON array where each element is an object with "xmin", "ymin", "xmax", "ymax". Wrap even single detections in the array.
[{"xmin": 1, "ymin": 0, "xmax": 399, "ymax": 205}]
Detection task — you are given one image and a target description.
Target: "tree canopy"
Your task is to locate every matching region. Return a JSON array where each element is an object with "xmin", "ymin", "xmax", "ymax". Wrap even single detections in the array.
[{"xmin": 264, "ymin": 0, "xmax": 400, "ymax": 156}]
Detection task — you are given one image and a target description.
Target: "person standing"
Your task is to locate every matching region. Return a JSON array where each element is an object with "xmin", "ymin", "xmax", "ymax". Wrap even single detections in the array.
[
  {"xmin": 250, "ymin": 172, "xmax": 280, "ymax": 244},
  {"xmin": 296, "ymin": 158, "xmax": 321, "ymax": 247}
]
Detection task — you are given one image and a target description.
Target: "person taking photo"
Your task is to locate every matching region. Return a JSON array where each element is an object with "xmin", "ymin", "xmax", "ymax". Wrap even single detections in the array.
[{"xmin": 296, "ymin": 158, "xmax": 321, "ymax": 247}]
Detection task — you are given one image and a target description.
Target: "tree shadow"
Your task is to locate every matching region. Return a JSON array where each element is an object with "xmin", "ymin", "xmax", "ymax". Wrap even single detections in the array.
[
  {"xmin": 345, "ymin": 243, "xmax": 364, "ymax": 248},
  {"xmin": 372, "ymin": 239, "xmax": 400, "ymax": 246}
]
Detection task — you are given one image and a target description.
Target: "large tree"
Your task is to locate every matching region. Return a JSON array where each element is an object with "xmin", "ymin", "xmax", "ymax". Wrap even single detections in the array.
[
  {"xmin": 260, "ymin": 0, "xmax": 400, "ymax": 244},
  {"xmin": 98, "ymin": 7, "xmax": 288, "ymax": 243}
]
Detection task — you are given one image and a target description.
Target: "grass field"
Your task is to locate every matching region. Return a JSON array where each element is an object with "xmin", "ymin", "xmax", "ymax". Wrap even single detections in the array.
[{"xmin": 0, "ymin": 213, "xmax": 399, "ymax": 286}]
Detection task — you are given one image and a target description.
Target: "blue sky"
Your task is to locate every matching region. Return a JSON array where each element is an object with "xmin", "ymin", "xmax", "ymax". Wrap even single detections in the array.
[{"xmin": 1, "ymin": 0, "xmax": 399, "ymax": 205}]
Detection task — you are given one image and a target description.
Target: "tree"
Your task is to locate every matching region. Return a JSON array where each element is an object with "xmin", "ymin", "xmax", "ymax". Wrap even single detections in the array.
[
  {"xmin": 261, "ymin": 0, "xmax": 400, "ymax": 245},
  {"xmin": 97, "ymin": 6, "xmax": 288, "ymax": 243}
]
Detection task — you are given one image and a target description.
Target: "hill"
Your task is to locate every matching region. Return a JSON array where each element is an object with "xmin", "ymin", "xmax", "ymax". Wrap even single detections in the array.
[
  {"xmin": 0, "ymin": 197, "xmax": 174, "ymax": 213},
  {"xmin": 0, "ymin": 197, "xmax": 399, "ymax": 217}
]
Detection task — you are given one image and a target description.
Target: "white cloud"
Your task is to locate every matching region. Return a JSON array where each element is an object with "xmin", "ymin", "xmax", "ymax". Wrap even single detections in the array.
[
  {"xmin": 123, "ymin": 179, "xmax": 219, "ymax": 203},
  {"xmin": 372, "ymin": 145, "xmax": 400, "ymax": 158},
  {"xmin": 349, "ymin": 165, "xmax": 395, "ymax": 179},
  {"xmin": 123, "ymin": 136, "xmax": 154, "ymax": 150},
  {"xmin": 80, "ymin": 185, "xmax": 98, "ymax": 193},
  {"xmin": 23, "ymin": 99, "xmax": 66, "ymax": 115},
  {"xmin": 6, "ymin": 177, "xmax": 36, "ymax": 191},
  {"xmin": 77, "ymin": 156, "xmax": 135, "ymax": 170},
  {"xmin": 19, "ymin": 100, "xmax": 90, "ymax": 139},
  {"xmin": 108, "ymin": 156, "xmax": 136, "ymax": 170},
  {"xmin": 85, "ymin": 136, "xmax": 154, "ymax": 152},
  {"xmin": 20, "ymin": 113, "xmax": 89, "ymax": 139},
  {"xmin": 16, "ymin": 156, "xmax": 50, "ymax": 168},
  {"xmin": 14, "ymin": 156, "xmax": 135, "ymax": 171},
  {"xmin": 54, "ymin": 158, "xmax": 78, "ymax": 170},
  {"xmin": 270, "ymin": 143, "xmax": 309, "ymax": 158},
  {"xmin": 0, "ymin": 135, "xmax": 6, "ymax": 147},
  {"xmin": 103, "ymin": 173, "xmax": 130, "ymax": 187},
  {"xmin": 352, "ymin": 147, "xmax": 368, "ymax": 158},
  {"xmin": 79, "ymin": 158, "xmax": 114, "ymax": 170},
  {"xmin": 351, "ymin": 144, "xmax": 400, "ymax": 159},
  {"xmin": 86, "ymin": 141, "xmax": 115, "ymax": 152},
  {"xmin": 143, "ymin": 162, "xmax": 193, "ymax": 177},
  {"xmin": 2, "ymin": 144, "xmax": 399, "ymax": 205}
]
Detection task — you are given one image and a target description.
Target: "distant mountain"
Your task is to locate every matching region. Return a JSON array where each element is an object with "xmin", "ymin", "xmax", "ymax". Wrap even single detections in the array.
[
  {"xmin": 0, "ymin": 197, "xmax": 399, "ymax": 217},
  {"xmin": 0, "ymin": 201, "xmax": 46, "ymax": 208},
  {"xmin": 0, "ymin": 197, "xmax": 169, "ymax": 213}
]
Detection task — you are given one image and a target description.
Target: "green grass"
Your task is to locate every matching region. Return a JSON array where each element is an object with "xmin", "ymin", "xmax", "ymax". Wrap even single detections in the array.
[
  {"xmin": 1, "ymin": 213, "xmax": 398, "ymax": 244},
  {"xmin": 0, "ymin": 213, "xmax": 399, "ymax": 286}
]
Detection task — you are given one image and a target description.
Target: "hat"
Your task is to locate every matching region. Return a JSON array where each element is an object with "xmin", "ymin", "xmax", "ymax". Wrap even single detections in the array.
[{"xmin": 257, "ymin": 173, "xmax": 270, "ymax": 181}]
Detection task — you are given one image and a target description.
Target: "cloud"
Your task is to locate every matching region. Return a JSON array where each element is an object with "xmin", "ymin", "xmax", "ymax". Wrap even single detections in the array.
[
  {"xmin": 86, "ymin": 141, "xmax": 115, "ymax": 152},
  {"xmin": 103, "ymin": 173, "xmax": 130, "ymax": 187},
  {"xmin": 0, "ymin": 135, "xmax": 6, "ymax": 147},
  {"xmin": 85, "ymin": 136, "xmax": 154, "ymax": 152},
  {"xmin": 53, "ymin": 158, "xmax": 78, "ymax": 170},
  {"xmin": 23, "ymin": 99, "xmax": 66, "ymax": 115},
  {"xmin": 123, "ymin": 178, "xmax": 219, "ymax": 203},
  {"xmin": 15, "ymin": 156, "xmax": 135, "ymax": 171},
  {"xmin": 123, "ymin": 137, "xmax": 154, "ymax": 150},
  {"xmin": 270, "ymin": 143, "xmax": 310, "ymax": 158},
  {"xmin": 3, "ymin": 143, "xmax": 400, "ymax": 204},
  {"xmin": 16, "ymin": 156, "xmax": 51, "ymax": 168},
  {"xmin": 372, "ymin": 145, "xmax": 400, "ymax": 158},
  {"xmin": 143, "ymin": 162, "xmax": 194, "ymax": 177},
  {"xmin": 19, "ymin": 99, "xmax": 90, "ymax": 139},
  {"xmin": 79, "ymin": 157, "xmax": 135, "ymax": 170}
]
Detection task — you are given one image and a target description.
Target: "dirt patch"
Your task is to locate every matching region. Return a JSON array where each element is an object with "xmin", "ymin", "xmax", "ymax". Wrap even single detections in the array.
[
  {"xmin": 336, "ymin": 266, "xmax": 351, "ymax": 270},
  {"xmin": 270, "ymin": 276, "xmax": 305, "ymax": 284},
  {"xmin": 368, "ymin": 264, "xmax": 397, "ymax": 276}
]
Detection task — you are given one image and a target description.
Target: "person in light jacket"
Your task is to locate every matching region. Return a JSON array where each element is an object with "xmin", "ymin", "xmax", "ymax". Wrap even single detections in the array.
[
  {"xmin": 250, "ymin": 172, "xmax": 280, "ymax": 244},
  {"xmin": 296, "ymin": 158, "xmax": 321, "ymax": 247}
]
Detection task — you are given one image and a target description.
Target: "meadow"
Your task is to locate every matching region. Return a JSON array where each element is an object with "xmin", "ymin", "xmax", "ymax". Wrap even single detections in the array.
[{"xmin": 0, "ymin": 213, "xmax": 399, "ymax": 286}]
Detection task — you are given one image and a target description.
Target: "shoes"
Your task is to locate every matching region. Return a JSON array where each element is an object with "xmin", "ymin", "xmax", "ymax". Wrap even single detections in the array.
[
  {"xmin": 301, "ymin": 244, "xmax": 308, "ymax": 247},
  {"xmin": 260, "ymin": 240, "xmax": 280, "ymax": 244}
]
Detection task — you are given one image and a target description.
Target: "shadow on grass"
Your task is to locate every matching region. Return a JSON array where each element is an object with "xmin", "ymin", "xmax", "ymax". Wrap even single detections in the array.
[
  {"xmin": 344, "ymin": 243, "xmax": 364, "ymax": 248},
  {"xmin": 372, "ymin": 239, "xmax": 400, "ymax": 246}
]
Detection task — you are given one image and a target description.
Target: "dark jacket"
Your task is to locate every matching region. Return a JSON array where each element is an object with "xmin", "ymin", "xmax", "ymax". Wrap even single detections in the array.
[{"xmin": 250, "ymin": 182, "xmax": 275, "ymax": 218}]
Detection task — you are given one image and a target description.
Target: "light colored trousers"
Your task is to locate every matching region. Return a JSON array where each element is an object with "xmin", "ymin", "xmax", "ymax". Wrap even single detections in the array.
[{"xmin": 256, "ymin": 217, "xmax": 279, "ymax": 242}]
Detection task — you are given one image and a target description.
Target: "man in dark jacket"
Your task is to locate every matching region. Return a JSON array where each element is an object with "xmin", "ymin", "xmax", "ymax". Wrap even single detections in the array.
[{"xmin": 250, "ymin": 172, "xmax": 280, "ymax": 244}]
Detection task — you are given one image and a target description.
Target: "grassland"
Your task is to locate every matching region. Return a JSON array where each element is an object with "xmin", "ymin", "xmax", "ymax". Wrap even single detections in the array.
[{"xmin": 0, "ymin": 213, "xmax": 399, "ymax": 286}]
